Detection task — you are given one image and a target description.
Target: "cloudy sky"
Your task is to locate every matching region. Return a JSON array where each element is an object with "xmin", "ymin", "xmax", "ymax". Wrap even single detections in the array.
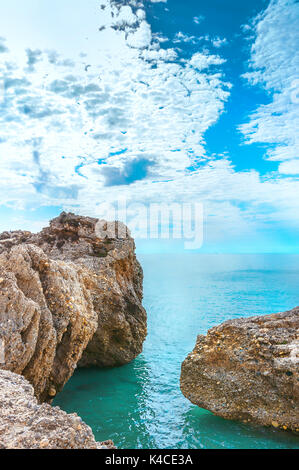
[{"xmin": 0, "ymin": 0, "xmax": 298, "ymax": 252}]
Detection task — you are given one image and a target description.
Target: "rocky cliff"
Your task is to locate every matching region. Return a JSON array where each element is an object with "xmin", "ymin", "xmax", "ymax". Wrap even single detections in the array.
[
  {"xmin": 0, "ymin": 212, "xmax": 147, "ymax": 402},
  {"xmin": 0, "ymin": 369, "xmax": 114, "ymax": 449},
  {"xmin": 180, "ymin": 307, "xmax": 299, "ymax": 433}
]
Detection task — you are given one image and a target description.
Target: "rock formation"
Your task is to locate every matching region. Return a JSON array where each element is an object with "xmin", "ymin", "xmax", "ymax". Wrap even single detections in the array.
[
  {"xmin": 0, "ymin": 212, "xmax": 147, "ymax": 402},
  {"xmin": 0, "ymin": 369, "xmax": 114, "ymax": 449},
  {"xmin": 180, "ymin": 307, "xmax": 299, "ymax": 433}
]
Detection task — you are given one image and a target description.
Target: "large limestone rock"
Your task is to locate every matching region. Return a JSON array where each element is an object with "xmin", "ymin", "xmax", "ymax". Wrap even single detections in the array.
[
  {"xmin": 0, "ymin": 369, "xmax": 114, "ymax": 449},
  {"xmin": 0, "ymin": 212, "xmax": 147, "ymax": 402},
  {"xmin": 180, "ymin": 307, "xmax": 299, "ymax": 433}
]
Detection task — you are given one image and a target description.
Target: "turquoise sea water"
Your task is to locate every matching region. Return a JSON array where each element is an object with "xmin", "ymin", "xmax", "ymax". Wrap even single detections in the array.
[{"xmin": 55, "ymin": 254, "xmax": 299, "ymax": 449}]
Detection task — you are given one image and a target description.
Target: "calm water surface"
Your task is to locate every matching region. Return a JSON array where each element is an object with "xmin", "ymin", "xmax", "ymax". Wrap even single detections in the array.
[{"xmin": 55, "ymin": 254, "xmax": 299, "ymax": 449}]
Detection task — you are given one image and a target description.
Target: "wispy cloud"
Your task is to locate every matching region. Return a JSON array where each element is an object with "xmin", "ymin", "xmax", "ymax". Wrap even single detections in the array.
[
  {"xmin": 211, "ymin": 37, "xmax": 228, "ymax": 48},
  {"xmin": 0, "ymin": 0, "xmax": 298, "ymax": 249},
  {"xmin": 0, "ymin": 0, "xmax": 230, "ymax": 208},
  {"xmin": 240, "ymin": 0, "xmax": 299, "ymax": 171},
  {"xmin": 193, "ymin": 15, "xmax": 205, "ymax": 25}
]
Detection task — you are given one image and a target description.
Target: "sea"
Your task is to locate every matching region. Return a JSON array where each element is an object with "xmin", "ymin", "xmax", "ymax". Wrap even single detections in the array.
[{"xmin": 55, "ymin": 254, "xmax": 299, "ymax": 449}]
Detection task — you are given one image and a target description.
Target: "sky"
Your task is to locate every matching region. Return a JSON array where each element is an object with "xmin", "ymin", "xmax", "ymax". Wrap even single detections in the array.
[{"xmin": 0, "ymin": 0, "xmax": 298, "ymax": 253}]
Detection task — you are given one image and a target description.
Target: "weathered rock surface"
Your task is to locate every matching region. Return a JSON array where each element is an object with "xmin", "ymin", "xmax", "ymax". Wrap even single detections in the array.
[
  {"xmin": 0, "ymin": 369, "xmax": 114, "ymax": 449},
  {"xmin": 0, "ymin": 212, "xmax": 147, "ymax": 401},
  {"xmin": 180, "ymin": 307, "xmax": 299, "ymax": 433}
]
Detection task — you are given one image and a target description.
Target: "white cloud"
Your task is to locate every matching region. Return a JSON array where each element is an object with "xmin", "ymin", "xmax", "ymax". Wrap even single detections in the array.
[
  {"xmin": 174, "ymin": 33, "xmax": 228, "ymax": 49},
  {"xmin": 0, "ymin": 0, "xmax": 298, "ymax": 248},
  {"xmin": 173, "ymin": 32, "xmax": 201, "ymax": 45},
  {"xmin": 279, "ymin": 159, "xmax": 299, "ymax": 175},
  {"xmin": 240, "ymin": 0, "xmax": 299, "ymax": 163},
  {"xmin": 190, "ymin": 52, "xmax": 226, "ymax": 71},
  {"xmin": 141, "ymin": 48, "xmax": 177, "ymax": 62},
  {"xmin": 211, "ymin": 37, "xmax": 228, "ymax": 48},
  {"xmin": 126, "ymin": 20, "xmax": 152, "ymax": 48},
  {"xmin": 113, "ymin": 5, "xmax": 138, "ymax": 27},
  {"xmin": 193, "ymin": 15, "xmax": 205, "ymax": 25},
  {"xmin": 0, "ymin": 0, "xmax": 230, "ymax": 211}
]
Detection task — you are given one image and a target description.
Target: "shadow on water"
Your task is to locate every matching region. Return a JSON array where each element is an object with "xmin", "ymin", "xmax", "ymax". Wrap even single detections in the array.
[{"xmin": 55, "ymin": 355, "xmax": 156, "ymax": 449}]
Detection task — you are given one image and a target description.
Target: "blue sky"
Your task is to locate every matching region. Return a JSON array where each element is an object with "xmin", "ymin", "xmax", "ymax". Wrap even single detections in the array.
[{"xmin": 0, "ymin": 0, "xmax": 298, "ymax": 253}]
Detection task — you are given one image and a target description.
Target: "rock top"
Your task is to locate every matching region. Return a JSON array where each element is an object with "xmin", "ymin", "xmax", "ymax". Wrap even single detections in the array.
[
  {"xmin": 180, "ymin": 307, "xmax": 299, "ymax": 433},
  {"xmin": 0, "ymin": 212, "xmax": 147, "ymax": 402},
  {"xmin": 0, "ymin": 369, "xmax": 114, "ymax": 449}
]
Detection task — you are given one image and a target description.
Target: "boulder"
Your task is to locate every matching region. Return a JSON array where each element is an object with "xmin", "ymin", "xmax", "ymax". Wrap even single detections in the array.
[
  {"xmin": 180, "ymin": 307, "xmax": 299, "ymax": 433},
  {"xmin": 0, "ymin": 369, "xmax": 114, "ymax": 449}
]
